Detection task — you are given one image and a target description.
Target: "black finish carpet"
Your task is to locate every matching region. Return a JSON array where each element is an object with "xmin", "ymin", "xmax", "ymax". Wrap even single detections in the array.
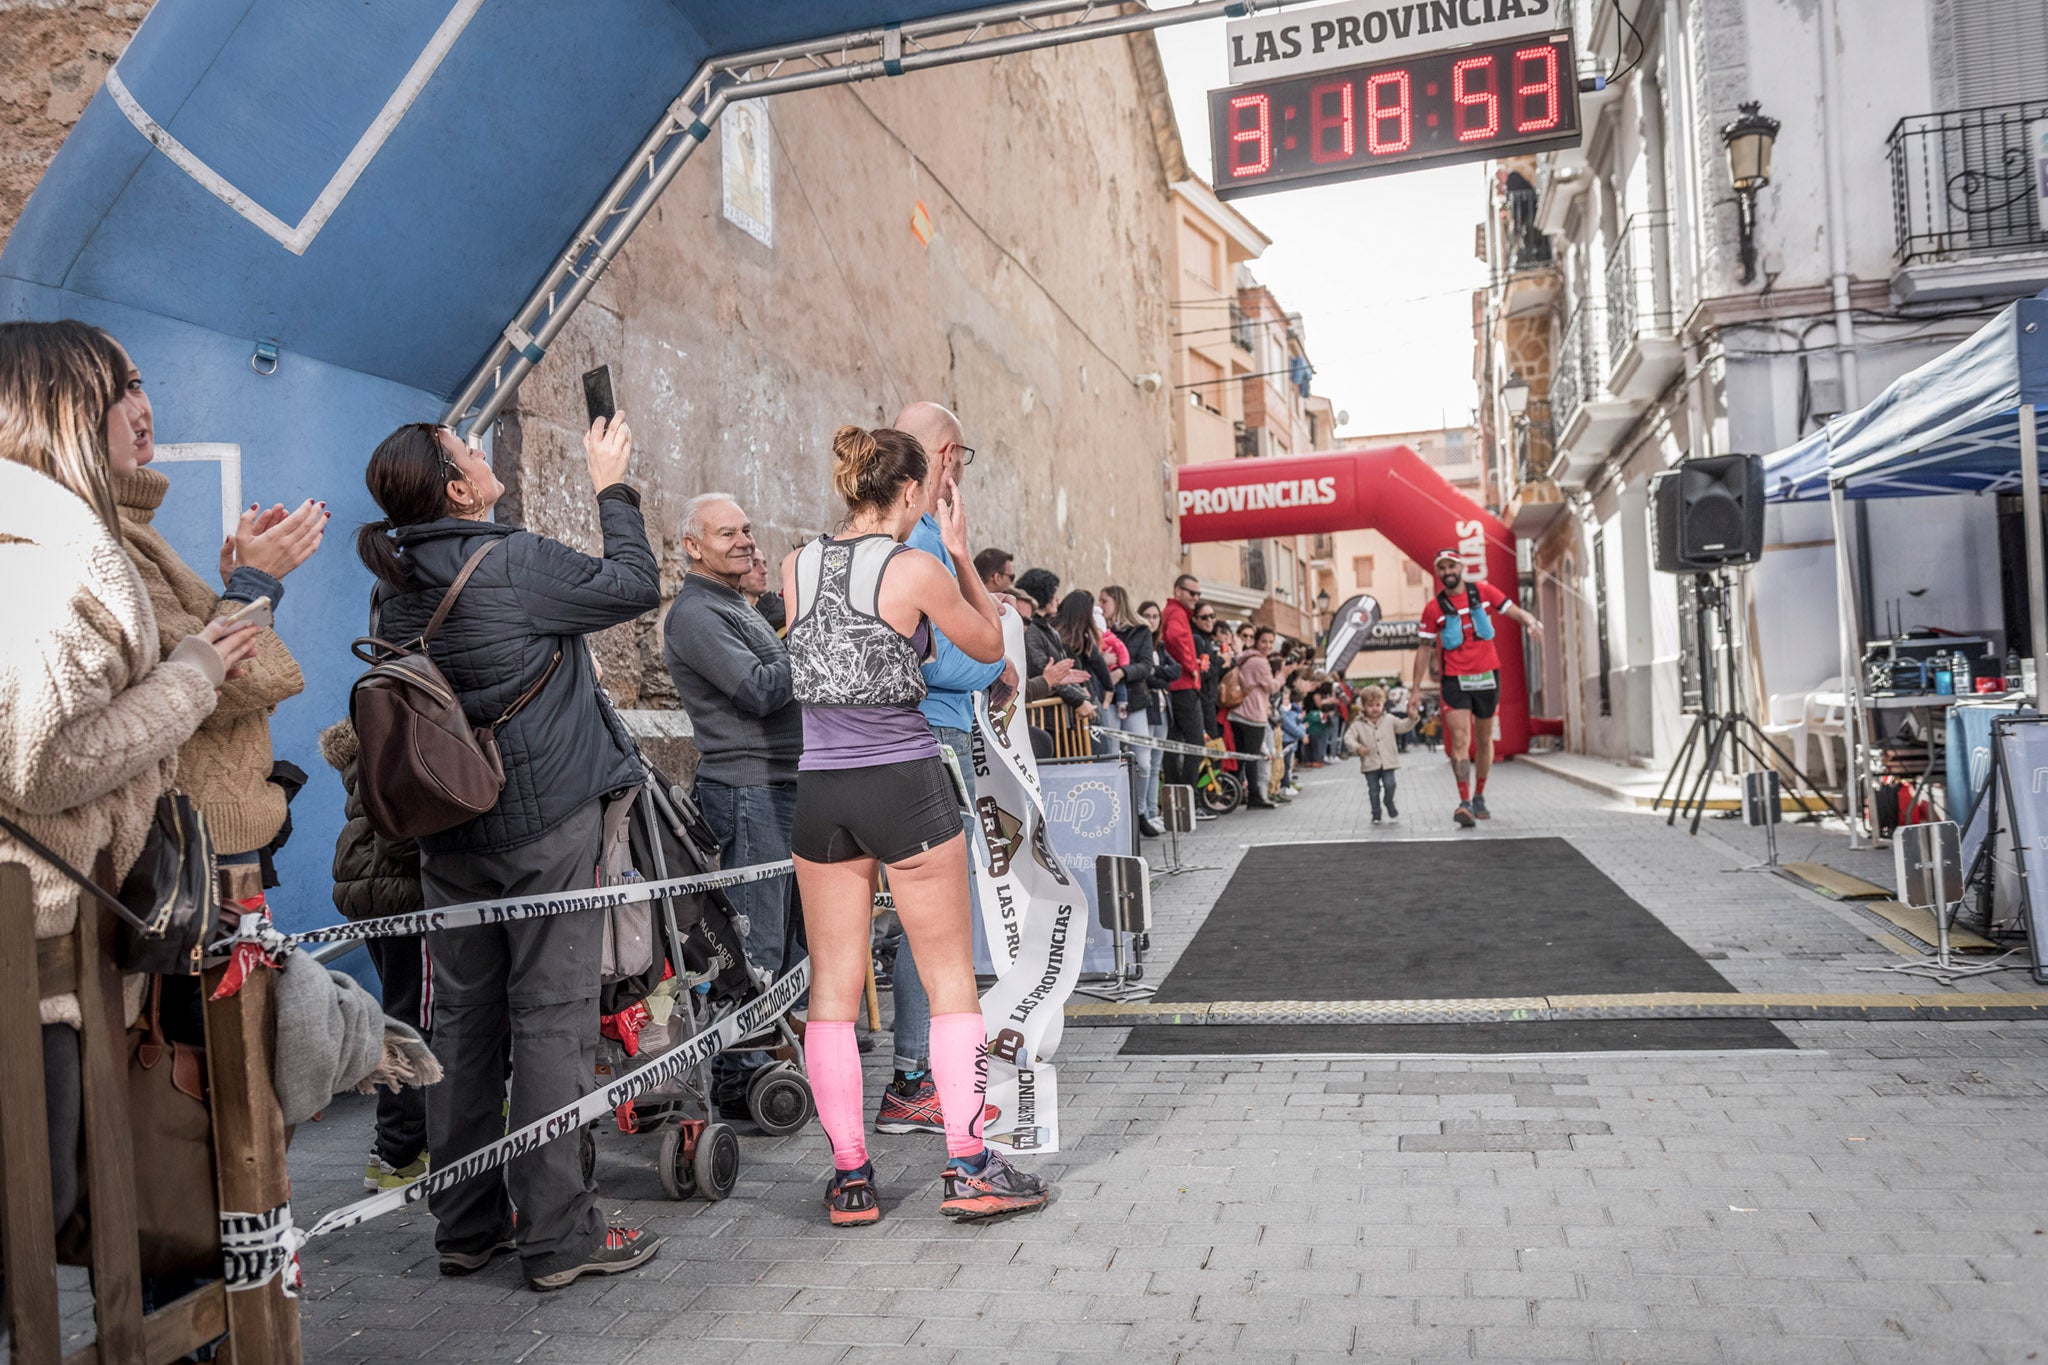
[{"xmin": 1123, "ymin": 837, "xmax": 1790, "ymax": 1055}]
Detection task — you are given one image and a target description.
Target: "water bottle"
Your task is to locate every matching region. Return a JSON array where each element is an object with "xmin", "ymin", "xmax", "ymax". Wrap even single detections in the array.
[
  {"xmin": 1953, "ymin": 651, "xmax": 1972, "ymax": 694},
  {"xmin": 1934, "ymin": 654, "xmax": 1953, "ymax": 695}
]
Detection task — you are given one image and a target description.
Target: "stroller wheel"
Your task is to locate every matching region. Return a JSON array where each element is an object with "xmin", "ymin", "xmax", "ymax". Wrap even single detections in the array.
[
  {"xmin": 579, "ymin": 1126, "xmax": 597, "ymax": 1186},
  {"xmin": 748, "ymin": 1063, "xmax": 815, "ymax": 1137},
  {"xmin": 695, "ymin": 1122, "xmax": 741, "ymax": 1201},
  {"xmin": 658, "ymin": 1125, "xmax": 698, "ymax": 1201}
]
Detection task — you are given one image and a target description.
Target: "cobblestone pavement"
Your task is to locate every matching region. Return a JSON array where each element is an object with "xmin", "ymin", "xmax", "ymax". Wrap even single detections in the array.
[{"xmin": 286, "ymin": 755, "xmax": 2048, "ymax": 1364}]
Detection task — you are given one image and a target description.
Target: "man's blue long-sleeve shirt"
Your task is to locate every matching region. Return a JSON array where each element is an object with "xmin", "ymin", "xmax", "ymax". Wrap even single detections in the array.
[{"xmin": 908, "ymin": 513, "xmax": 1003, "ymax": 732}]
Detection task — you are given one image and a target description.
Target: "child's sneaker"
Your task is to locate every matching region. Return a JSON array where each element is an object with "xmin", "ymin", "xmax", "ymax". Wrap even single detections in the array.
[{"xmin": 364, "ymin": 1151, "xmax": 429, "ymax": 1191}]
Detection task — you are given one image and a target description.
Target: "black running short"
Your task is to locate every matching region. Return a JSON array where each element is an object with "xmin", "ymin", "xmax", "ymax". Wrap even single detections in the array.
[
  {"xmin": 1441, "ymin": 673, "xmax": 1501, "ymax": 720},
  {"xmin": 792, "ymin": 756, "xmax": 964, "ymax": 865}
]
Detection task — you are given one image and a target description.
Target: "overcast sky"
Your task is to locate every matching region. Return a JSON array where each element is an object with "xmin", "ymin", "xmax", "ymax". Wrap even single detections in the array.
[{"xmin": 1151, "ymin": 20, "xmax": 1490, "ymax": 440}]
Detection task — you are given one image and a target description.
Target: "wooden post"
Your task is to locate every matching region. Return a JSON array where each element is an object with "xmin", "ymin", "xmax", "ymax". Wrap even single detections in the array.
[
  {"xmin": 0, "ymin": 862, "xmax": 61, "ymax": 1362},
  {"xmin": 75, "ymin": 880, "xmax": 146, "ymax": 1362},
  {"xmin": 202, "ymin": 955, "xmax": 301, "ymax": 1364}
]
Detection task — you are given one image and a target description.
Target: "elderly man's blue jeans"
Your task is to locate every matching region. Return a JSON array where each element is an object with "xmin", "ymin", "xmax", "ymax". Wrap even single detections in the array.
[{"xmin": 697, "ymin": 778, "xmax": 798, "ymax": 1103}]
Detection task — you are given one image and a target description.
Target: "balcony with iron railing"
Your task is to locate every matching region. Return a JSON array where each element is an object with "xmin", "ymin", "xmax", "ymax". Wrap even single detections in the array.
[
  {"xmin": 1234, "ymin": 422, "xmax": 1260, "ymax": 459},
  {"xmin": 1551, "ymin": 300, "xmax": 1635, "ymax": 482},
  {"xmin": 1889, "ymin": 99, "xmax": 2048, "ymax": 302},
  {"xmin": 1229, "ymin": 302, "xmax": 1256, "ymax": 353},
  {"xmin": 1506, "ymin": 399, "xmax": 1566, "ymax": 537},
  {"xmin": 1602, "ymin": 210, "xmax": 1681, "ymax": 400}
]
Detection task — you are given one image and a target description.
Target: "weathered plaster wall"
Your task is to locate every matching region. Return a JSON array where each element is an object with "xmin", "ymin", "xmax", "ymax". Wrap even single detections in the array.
[
  {"xmin": 0, "ymin": 0, "xmax": 152, "ymax": 247},
  {"xmin": 506, "ymin": 36, "xmax": 1183, "ymax": 707}
]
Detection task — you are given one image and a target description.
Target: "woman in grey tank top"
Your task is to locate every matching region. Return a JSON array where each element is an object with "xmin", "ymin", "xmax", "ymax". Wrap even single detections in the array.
[{"xmin": 781, "ymin": 425, "xmax": 1052, "ymax": 1226}]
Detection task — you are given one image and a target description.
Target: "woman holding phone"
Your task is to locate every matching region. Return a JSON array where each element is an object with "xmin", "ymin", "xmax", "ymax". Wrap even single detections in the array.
[
  {"xmin": 0, "ymin": 320, "xmax": 263, "ymax": 1293},
  {"xmin": 782, "ymin": 425, "xmax": 1051, "ymax": 1226},
  {"xmin": 100, "ymin": 332, "xmax": 325, "ymax": 934},
  {"xmin": 359, "ymin": 412, "xmax": 662, "ymax": 1291}
]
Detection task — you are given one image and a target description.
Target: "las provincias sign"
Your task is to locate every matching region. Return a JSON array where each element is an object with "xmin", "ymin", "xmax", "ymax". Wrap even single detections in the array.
[{"xmin": 1227, "ymin": 0, "xmax": 1564, "ymax": 85}]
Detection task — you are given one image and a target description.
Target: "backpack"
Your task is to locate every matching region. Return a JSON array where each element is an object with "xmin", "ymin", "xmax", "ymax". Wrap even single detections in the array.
[
  {"xmin": 349, "ymin": 540, "xmax": 559, "ymax": 840},
  {"xmin": 1218, "ymin": 665, "xmax": 1247, "ymax": 709}
]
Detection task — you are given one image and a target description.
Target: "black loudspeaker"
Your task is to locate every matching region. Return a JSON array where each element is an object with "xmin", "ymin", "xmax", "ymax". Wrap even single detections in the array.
[{"xmin": 1651, "ymin": 453, "xmax": 1765, "ymax": 572}]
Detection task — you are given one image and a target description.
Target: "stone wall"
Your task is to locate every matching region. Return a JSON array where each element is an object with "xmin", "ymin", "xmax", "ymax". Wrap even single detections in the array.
[
  {"xmin": 0, "ymin": 0, "xmax": 152, "ymax": 246},
  {"xmin": 500, "ymin": 37, "xmax": 1185, "ymax": 709}
]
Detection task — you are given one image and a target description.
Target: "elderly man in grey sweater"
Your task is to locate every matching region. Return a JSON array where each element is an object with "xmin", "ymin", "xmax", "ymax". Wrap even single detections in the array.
[{"xmin": 662, "ymin": 492, "xmax": 804, "ymax": 1119}]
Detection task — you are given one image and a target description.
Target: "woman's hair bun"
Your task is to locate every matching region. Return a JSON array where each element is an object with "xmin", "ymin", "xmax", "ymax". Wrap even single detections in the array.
[{"xmin": 831, "ymin": 424, "xmax": 921, "ymax": 510}]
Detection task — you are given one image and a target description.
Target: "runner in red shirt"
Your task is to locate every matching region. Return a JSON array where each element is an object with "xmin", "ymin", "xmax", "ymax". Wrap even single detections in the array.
[{"xmin": 1416, "ymin": 548, "xmax": 1544, "ymax": 827}]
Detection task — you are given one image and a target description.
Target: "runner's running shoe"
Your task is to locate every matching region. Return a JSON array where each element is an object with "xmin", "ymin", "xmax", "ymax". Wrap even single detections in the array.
[
  {"xmin": 364, "ymin": 1151, "xmax": 429, "ymax": 1191},
  {"xmin": 1454, "ymin": 801, "xmax": 1476, "ymax": 828},
  {"xmin": 940, "ymin": 1149, "xmax": 1050, "ymax": 1221},
  {"xmin": 875, "ymin": 1072, "xmax": 945, "ymax": 1134},
  {"xmin": 824, "ymin": 1163, "xmax": 882, "ymax": 1227},
  {"xmin": 1471, "ymin": 794, "xmax": 1490, "ymax": 819},
  {"xmin": 527, "ymin": 1226, "xmax": 663, "ymax": 1291}
]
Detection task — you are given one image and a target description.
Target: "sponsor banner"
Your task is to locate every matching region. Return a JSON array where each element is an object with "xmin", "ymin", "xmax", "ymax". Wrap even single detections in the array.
[
  {"xmin": 969, "ymin": 611, "xmax": 1084, "ymax": 1154},
  {"xmin": 297, "ymin": 960, "xmax": 809, "ymax": 1243},
  {"xmin": 1035, "ymin": 758, "xmax": 1135, "ymax": 975},
  {"xmin": 2034, "ymin": 121, "xmax": 2048, "ymax": 235},
  {"xmin": 1226, "ymin": 0, "xmax": 1564, "ymax": 84}
]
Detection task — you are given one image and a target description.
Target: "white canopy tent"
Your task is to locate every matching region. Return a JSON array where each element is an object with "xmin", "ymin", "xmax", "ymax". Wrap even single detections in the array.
[{"xmin": 1761, "ymin": 294, "xmax": 2048, "ymax": 844}]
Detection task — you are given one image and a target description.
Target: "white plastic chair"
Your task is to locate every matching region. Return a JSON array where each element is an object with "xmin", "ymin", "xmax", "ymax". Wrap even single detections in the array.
[
  {"xmin": 1761, "ymin": 688, "xmax": 1811, "ymax": 781},
  {"xmin": 1804, "ymin": 677, "xmax": 1849, "ymax": 789}
]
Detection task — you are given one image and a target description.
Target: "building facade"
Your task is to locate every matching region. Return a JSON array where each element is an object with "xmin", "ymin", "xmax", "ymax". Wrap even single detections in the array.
[
  {"xmin": 1168, "ymin": 179, "xmax": 1335, "ymax": 644},
  {"xmin": 1477, "ymin": 0, "xmax": 2048, "ymax": 766}
]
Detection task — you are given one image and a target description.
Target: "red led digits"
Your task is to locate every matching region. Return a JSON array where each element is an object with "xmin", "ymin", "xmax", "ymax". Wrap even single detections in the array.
[
  {"xmin": 1364, "ymin": 70, "xmax": 1411, "ymax": 155},
  {"xmin": 1229, "ymin": 93, "xmax": 1273, "ymax": 175},
  {"xmin": 1513, "ymin": 45, "xmax": 1561, "ymax": 133},
  {"xmin": 1309, "ymin": 79, "xmax": 1355, "ymax": 163},
  {"xmin": 1451, "ymin": 55, "xmax": 1499, "ymax": 142}
]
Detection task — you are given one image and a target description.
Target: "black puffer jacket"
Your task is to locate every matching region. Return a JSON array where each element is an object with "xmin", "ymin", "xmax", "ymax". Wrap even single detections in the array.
[
  {"xmin": 374, "ymin": 488, "xmax": 661, "ymax": 854},
  {"xmin": 1112, "ymin": 623, "xmax": 1158, "ymax": 715},
  {"xmin": 321, "ymin": 719, "xmax": 420, "ymax": 921}
]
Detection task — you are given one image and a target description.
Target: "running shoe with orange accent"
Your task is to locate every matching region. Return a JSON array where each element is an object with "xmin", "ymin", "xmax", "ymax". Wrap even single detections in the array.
[
  {"xmin": 1471, "ymin": 793, "xmax": 1491, "ymax": 819},
  {"xmin": 940, "ymin": 1149, "xmax": 1049, "ymax": 1221},
  {"xmin": 875, "ymin": 1073, "xmax": 944, "ymax": 1134},
  {"xmin": 825, "ymin": 1163, "xmax": 882, "ymax": 1226},
  {"xmin": 1453, "ymin": 801, "xmax": 1476, "ymax": 828}
]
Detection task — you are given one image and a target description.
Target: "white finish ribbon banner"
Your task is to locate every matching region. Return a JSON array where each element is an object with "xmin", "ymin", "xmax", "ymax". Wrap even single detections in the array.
[{"xmin": 969, "ymin": 611, "xmax": 1085, "ymax": 1154}]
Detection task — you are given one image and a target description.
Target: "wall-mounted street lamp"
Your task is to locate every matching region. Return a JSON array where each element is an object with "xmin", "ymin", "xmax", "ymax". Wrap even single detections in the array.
[
  {"xmin": 1720, "ymin": 100, "xmax": 1780, "ymax": 286},
  {"xmin": 1501, "ymin": 371, "xmax": 1531, "ymax": 419}
]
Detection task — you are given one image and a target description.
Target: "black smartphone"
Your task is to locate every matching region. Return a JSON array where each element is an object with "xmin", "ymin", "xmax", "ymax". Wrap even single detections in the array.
[{"xmin": 582, "ymin": 365, "xmax": 617, "ymax": 425}]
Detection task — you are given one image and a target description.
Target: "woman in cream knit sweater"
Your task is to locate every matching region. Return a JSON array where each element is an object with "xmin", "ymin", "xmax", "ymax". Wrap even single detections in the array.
[{"xmin": 0, "ymin": 321, "xmax": 261, "ymax": 1232}]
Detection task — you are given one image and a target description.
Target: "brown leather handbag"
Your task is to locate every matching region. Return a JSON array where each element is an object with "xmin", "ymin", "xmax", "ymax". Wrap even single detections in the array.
[
  {"xmin": 348, "ymin": 540, "xmax": 559, "ymax": 841},
  {"xmin": 57, "ymin": 978, "xmax": 218, "ymax": 1277}
]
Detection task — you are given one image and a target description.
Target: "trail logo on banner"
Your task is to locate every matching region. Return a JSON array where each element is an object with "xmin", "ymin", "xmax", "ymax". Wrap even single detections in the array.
[
  {"xmin": 969, "ymin": 610, "xmax": 1084, "ymax": 1154},
  {"xmin": 1226, "ymin": 0, "xmax": 1562, "ymax": 84}
]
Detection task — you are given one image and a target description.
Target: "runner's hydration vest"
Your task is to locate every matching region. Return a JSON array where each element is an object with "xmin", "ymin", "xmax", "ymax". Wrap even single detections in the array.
[
  {"xmin": 787, "ymin": 534, "xmax": 930, "ymax": 707},
  {"xmin": 1435, "ymin": 584, "xmax": 1494, "ymax": 652}
]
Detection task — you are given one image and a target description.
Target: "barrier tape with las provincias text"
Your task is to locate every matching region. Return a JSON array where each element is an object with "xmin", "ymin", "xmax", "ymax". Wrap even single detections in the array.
[
  {"xmin": 209, "ymin": 858, "xmax": 796, "ymax": 957},
  {"xmin": 288, "ymin": 958, "xmax": 811, "ymax": 1249},
  {"xmin": 1088, "ymin": 727, "xmax": 1261, "ymax": 763}
]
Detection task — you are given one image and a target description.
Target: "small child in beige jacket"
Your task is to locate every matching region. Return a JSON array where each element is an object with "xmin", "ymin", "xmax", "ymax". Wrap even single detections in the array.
[{"xmin": 1341, "ymin": 685, "xmax": 1417, "ymax": 823}]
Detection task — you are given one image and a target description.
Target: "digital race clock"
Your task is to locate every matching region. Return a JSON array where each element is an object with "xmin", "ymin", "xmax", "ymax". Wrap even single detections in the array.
[{"xmin": 1207, "ymin": 31, "xmax": 1582, "ymax": 199}]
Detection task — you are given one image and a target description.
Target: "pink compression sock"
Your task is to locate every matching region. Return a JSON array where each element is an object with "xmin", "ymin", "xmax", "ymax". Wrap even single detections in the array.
[
  {"xmin": 929, "ymin": 1013, "xmax": 990, "ymax": 1160},
  {"xmin": 803, "ymin": 1020, "xmax": 869, "ymax": 1170}
]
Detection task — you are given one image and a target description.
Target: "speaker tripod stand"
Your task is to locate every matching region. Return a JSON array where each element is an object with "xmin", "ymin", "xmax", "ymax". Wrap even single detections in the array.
[{"xmin": 1654, "ymin": 571, "xmax": 1843, "ymax": 835}]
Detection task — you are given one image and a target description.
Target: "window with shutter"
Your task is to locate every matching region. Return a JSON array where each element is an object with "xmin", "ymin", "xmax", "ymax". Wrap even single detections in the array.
[{"xmin": 1952, "ymin": 0, "xmax": 2048, "ymax": 107}]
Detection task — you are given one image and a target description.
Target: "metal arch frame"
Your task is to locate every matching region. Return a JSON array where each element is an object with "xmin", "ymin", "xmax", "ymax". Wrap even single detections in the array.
[{"xmin": 444, "ymin": 0, "xmax": 1276, "ymax": 439}]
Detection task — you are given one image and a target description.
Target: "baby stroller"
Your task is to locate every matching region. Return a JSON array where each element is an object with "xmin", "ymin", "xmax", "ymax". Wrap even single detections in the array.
[{"xmin": 590, "ymin": 758, "xmax": 813, "ymax": 1201}]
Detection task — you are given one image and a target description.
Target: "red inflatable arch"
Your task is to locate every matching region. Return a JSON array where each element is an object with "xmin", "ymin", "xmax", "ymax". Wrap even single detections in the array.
[{"xmin": 1176, "ymin": 446, "xmax": 1528, "ymax": 756}]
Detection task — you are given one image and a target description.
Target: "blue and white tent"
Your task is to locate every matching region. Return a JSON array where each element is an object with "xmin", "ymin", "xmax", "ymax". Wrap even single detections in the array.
[{"xmin": 1760, "ymin": 293, "xmax": 2048, "ymax": 839}]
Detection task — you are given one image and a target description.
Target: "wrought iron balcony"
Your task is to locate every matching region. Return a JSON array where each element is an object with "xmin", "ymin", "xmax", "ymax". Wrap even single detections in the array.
[
  {"xmin": 1515, "ymin": 400, "xmax": 1556, "ymax": 486},
  {"xmin": 1889, "ymin": 99, "xmax": 2048, "ymax": 264},
  {"xmin": 1604, "ymin": 211, "xmax": 1674, "ymax": 360},
  {"xmin": 1551, "ymin": 301, "xmax": 1607, "ymax": 442},
  {"xmin": 1229, "ymin": 303, "xmax": 1256, "ymax": 353}
]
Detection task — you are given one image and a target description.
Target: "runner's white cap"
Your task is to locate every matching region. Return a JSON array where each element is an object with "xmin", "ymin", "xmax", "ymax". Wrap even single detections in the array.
[{"xmin": 1432, "ymin": 548, "xmax": 1463, "ymax": 567}]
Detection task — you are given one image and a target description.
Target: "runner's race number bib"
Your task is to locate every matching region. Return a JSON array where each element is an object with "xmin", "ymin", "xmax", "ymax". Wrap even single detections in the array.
[{"xmin": 1454, "ymin": 671, "xmax": 1498, "ymax": 691}]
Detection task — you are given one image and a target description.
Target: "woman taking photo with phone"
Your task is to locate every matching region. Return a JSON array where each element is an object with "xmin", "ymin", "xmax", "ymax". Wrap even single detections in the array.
[
  {"xmin": 358, "ymin": 412, "xmax": 662, "ymax": 1291},
  {"xmin": 0, "ymin": 320, "xmax": 263, "ymax": 1278},
  {"xmin": 782, "ymin": 425, "xmax": 1051, "ymax": 1226}
]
